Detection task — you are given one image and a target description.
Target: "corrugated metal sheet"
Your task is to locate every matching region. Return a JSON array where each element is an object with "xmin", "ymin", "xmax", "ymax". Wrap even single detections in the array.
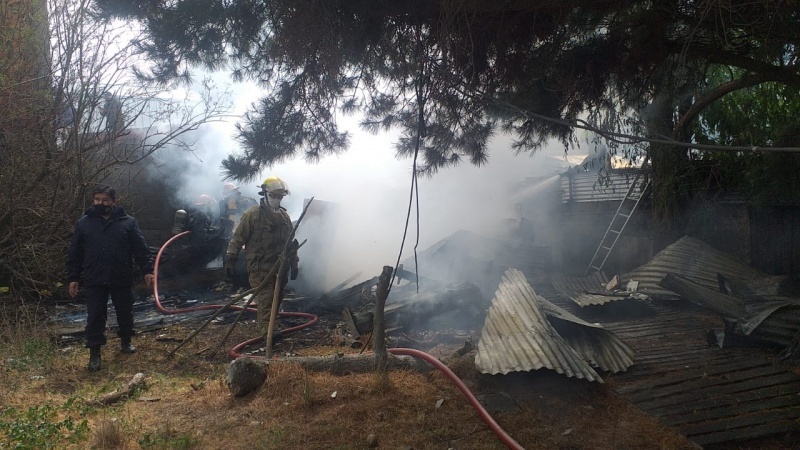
[
  {"xmin": 475, "ymin": 268, "xmax": 602, "ymax": 382},
  {"xmin": 659, "ymin": 273, "xmax": 800, "ymax": 347},
  {"xmin": 539, "ymin": 298, "xmax": 636, "ymax": 373},
  {"xmin": 560, "ymin": 169, "xmax": 646, "ymax": 204},
  {"xmin": 622, "ymin": 236, "xmax": 763, "ymax": 299},
  {"xmin": 659, "ymin": 273, "xmax": 748, "ymax": 319},
  {"xmin": 740, "ymin": 299, "xmax": 800, "ymax": 346},
  {"xmin": 551, "ymin": 272, "xmax": 630, "ymax": 306}
]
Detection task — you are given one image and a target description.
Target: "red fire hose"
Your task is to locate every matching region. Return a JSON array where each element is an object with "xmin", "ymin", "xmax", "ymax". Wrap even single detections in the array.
[
  {"xmin": 389, "ymin": 348, "xmax": 525, "ymax": 450},
  {"xmin": 152, "ymin": 231, "xmax": 318, "ymax": 356},
  {"xmin": 153, "ymin": 231, "xmax": 524, "ymax": 449}
]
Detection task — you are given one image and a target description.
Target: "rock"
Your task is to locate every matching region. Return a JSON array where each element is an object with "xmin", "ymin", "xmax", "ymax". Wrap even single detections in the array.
[{"xmin": 226, "ymin": 358, "xmax": 268, "ymax": 397}]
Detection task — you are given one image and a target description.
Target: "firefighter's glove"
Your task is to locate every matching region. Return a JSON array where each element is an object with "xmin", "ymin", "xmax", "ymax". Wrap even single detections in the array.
[
  {"xmin": 224, "ymin": 253, "xmax": 237, "ymax": 278},
  {"xmin": 287, "ymin": 239, "xmax": 299, "ymax": 280}
]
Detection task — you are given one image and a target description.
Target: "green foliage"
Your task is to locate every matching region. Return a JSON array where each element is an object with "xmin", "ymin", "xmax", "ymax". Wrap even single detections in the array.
[
  {"xmin": 695, "ymin": 67, "xmax": 800, "ymax": 148},
  {"xmin": 0, "ymin": 399, "xmax": 89, "ymax": 449},
  {"xmin": 94, "ymin": 0, "xmax": 800, "ymax": 184},
  {"xmin": 690, "ymin": 66, "xmax": 800, "ymax": 204},
  {"xmin": 4, "ymin": 337, "xmax": 55, "ymax": 372}
]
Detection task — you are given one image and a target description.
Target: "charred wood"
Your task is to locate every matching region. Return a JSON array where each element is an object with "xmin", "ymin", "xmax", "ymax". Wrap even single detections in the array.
[
  {"xmin": 373, "ymin": 266, "xmax": 393, "ymax": 372},
  {"xmin": 343, "ymin": 283, "xmax": 484, "ymax": 337}
]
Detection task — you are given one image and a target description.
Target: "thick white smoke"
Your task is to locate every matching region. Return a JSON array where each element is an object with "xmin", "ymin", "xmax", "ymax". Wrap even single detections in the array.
[{"xmin": 153, "ymin": 74, "xmax": 591, "ymax": 292}]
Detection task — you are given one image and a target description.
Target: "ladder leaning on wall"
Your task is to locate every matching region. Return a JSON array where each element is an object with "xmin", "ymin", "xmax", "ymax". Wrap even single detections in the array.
[{"xmin": 585, "ymin": 171, "xmax": 651, "ymax": 276}]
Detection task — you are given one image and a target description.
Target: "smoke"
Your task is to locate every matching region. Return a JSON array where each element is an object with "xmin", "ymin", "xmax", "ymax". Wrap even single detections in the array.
[
  {"xmin": 150, "ymin": 74, "xmax": 591, "ymax": 292},
  {"xmin": 268, "ymin": 131, "xmax": 584, "ymax": 292}
]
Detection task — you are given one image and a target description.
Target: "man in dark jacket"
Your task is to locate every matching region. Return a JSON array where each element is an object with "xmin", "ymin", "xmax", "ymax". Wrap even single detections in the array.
[{"xmin": 67, "ymin": 185, "xmax": 154, "ymax": 372}]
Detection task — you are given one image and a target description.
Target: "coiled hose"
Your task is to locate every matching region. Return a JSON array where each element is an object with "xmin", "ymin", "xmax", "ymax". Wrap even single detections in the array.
[
  {"xmin": 152, "ymin": 231, "xmax": 318, "ymax": 358},
  {"xmin": 153, "ymin": 231, "xmax": 524, "ymax": 449}
]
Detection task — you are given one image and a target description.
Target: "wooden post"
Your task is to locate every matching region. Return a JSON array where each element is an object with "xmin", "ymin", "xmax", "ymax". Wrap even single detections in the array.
[
  {"xmin": 373, "ymin": 265, "xmax": 393, "ymax": 372},
  {"xmin": 265, "ymin": 199, "xmax": 315, "ymax": 356},
  {"xmin": 264, "ymin": 271, "xmax": 284, "ymax": 358}
]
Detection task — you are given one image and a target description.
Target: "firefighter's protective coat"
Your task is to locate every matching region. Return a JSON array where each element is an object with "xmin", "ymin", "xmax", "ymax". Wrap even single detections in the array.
[{"xmin": 226, "ymin": 202, "xmax": 293, "ymax": 334}]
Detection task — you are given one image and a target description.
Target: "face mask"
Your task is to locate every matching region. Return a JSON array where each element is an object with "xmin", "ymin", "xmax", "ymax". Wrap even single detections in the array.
[
  {"xmin": 267, "ymin": 197, "xmax": 281, "ymax": 210},
  {"xmin": 93, "ymin": 204, "xmax": 113, "ymax": 215}
]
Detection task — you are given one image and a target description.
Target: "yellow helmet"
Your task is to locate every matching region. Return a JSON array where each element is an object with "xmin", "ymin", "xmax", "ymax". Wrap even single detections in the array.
[{"xmin": 261, "ymin": 176, "xmax": 290, "ymax": 196}]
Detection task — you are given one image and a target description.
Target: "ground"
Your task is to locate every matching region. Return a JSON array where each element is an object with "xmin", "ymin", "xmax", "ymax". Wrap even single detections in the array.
[{"xmin": 0, "ymin": 300, "xmax": 701, "ymax": 450}]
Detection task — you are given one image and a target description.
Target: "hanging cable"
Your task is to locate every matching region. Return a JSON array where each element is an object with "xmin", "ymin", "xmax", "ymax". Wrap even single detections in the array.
[{"xmin": 388, "ymin": 25, "xmax": 427, "ymax": 295}]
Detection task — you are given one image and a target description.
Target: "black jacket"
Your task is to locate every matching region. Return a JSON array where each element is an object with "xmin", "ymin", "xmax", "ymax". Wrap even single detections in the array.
[{"xmin": 66, "ymin": 206, "xmax": 154, "ymax": 287}]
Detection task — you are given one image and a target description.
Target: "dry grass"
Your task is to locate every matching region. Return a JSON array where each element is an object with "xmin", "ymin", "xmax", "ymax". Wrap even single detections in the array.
[
  {"xmin": 0, "ymin": 312, "xmax": 702, "ymax": 450},
  {"xmin": 93, "ymin": 418, "xmax": 125, "ymax": 449}
]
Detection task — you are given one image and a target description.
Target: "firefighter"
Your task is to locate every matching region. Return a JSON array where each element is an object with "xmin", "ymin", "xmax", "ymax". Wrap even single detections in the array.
[
  {"xmin": 187, "ymin": 194, "xmax": 218, "ymax": 240},
  {"xmin": 219, "ymin": 182, "xmax": 257, "ymax": 231},
  {"xmin": 224, "ymin": 176, "xmax": 299, "ymax": 340},
  {"xmin": 169, "ymin": 194, "xmax": 230, "ymax": 274}
]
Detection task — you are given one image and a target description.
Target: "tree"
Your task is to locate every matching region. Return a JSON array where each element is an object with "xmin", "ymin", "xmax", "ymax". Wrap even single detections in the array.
[
  {"xmin": 93, "ymin": 1, "xmax": 800, "ymax": 217},
  {"xmin": 688, "ymin": 67, "xmax": 800, "ymax": 205},
  {"xmin": 0, "ymin": 0, "xmax": 230, "ymax": 298}
]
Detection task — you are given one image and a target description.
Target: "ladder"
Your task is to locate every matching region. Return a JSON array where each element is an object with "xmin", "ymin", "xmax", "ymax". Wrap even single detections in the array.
[{"xmin": 585, "ymin": 171, "xmax": 651, "ymax": 276}]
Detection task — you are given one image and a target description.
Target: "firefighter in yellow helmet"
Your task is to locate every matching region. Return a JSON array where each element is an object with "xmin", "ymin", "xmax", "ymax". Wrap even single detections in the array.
[{"xmin": 223, "ymin": 176, "xmax": 299, "ymax": 340}]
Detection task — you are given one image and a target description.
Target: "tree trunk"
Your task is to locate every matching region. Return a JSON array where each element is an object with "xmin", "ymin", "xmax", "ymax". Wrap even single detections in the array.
[{"xmin": 643, "ymin": 93, "xmax": 689, "ymax": 231}]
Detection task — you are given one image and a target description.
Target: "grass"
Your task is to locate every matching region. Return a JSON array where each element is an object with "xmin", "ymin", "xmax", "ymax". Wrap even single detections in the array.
[{"xmin": 0, "ymin": 304, "xmax": 702, "ymax": 450}]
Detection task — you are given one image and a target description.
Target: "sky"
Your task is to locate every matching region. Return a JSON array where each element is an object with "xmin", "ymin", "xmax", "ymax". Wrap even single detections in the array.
[{"xmin": 158, "ymin": 75, "xmax": 592, "ymax": 291}]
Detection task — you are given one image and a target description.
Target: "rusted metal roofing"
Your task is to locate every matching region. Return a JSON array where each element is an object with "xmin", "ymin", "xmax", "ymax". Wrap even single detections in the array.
[
  {"xmin": 551, "ymin": 272, "xmax": 630, "ymax": 306},
  {"xmin": 474, "ymin": 268, "xmax": 603, "ymax": 382},
  {"xmin": 622, "ymin": 236, "xmax": 763, "ymax": 300},
  {"xmin": 539, "ymin": 298, "xmax": 636, "ymax": 373},
  {"xmin": 560, "ymin": 169, "xmax": 646, "ymax": 204}
]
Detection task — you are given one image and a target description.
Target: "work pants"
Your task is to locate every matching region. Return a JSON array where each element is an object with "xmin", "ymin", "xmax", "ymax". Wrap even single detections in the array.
[
  {"xmin": 84, "ymin": 285, "xmax": 135, "ymax": 349},
  {"xmin": 248, "ymin": 271, "xmax": 286, "ymax": 337}
]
